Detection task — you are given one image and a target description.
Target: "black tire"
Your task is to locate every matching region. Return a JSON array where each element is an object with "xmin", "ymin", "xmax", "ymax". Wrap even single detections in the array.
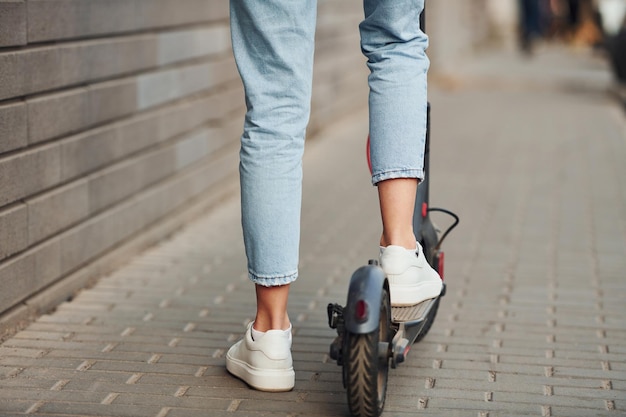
[{"xmin": 344, "ymin": 288, "xmax": 391, "ymax": 417}]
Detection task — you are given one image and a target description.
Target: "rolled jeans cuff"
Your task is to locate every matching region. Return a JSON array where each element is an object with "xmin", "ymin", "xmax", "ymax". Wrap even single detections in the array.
[
  {"xmin": 372, "ymin": 169, "xmax": 425, "ymax": 186},
  {"xmin": 248, "ymin": 270, "xmax": 299, "ymax": 287}
]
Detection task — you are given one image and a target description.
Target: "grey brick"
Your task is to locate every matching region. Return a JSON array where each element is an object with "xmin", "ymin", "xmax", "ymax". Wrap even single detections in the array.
[
  {"xmin": 135, "ymin": 146, "xmax": 175, "ymax": 189},
  {"xmin": 0, "ymin": 51, "xmax": 25, "ymax": 101},
  {"xmin": 26, "ymin": 179, "xmax": 90, "ymax": 245},
  {"xmin": 206, "ymin": 126, "xmax": 232, "ymax": 155},
  {"xmin": 116, "ymin": 184, "xmax": 164, "ymax": 234},
  {"xmin": 205, "ymin": 87, "xmax": 245, "ymax": 121},
  {"xmin": 26, "ymin": 0, "xmax": 229, "ymax": 43},
  {"xmin": 22, "ymin": 46, "xmax": 68, "ymax": 95},
  {"xmin": 115, "ymin": 112, "xmax": 160, "ymax": 156},
  {"xmin": 60, "ymin": 127, "xmax": 120, "ymax": 181},
  {"xmin": 207, "ymin": 57, "xmax": 241, "ymax": 90},
  {"xmin": 136, "ymin": 68, "xmax": 180, "ymax": 110},
  {"xmin": 0, "ymin": 143, "xmax": 62, "ymax": 207},
  {"xmin": 60, "ymin": 183, "xmax": 169, "ymax": 273},
  {"xmin": 0, "ymin": 252, "xmax": 34, "ymax": 314},
  {"xmin": 0, "ymin": 203, "xmax": 28, "ymax": 260},
  {"xmin": 80, "ymin": 0, "xmax": 137, "ymax": 37},
  {"xmin": 11, "ymin": 23, "xmax": 234, "ymax": 103},
  {"xmin": 85, "ymin": 35, "xmax": 158, "ymax": 82},
  {"xmin": 205, "ymin": 0, "xmax": 229, "ymax": 22},
  {"xmin": 175, "ymin": 130, "xmax": 209, "ymax": 170},
  {"xmin": 135, "ymin": 0, "xmax": 204, "ymax": 28},
  {"xmin": 179, "ymin": 63, "xmax": 212, "ymax": 97},
  {"xmin": 17, "ymin": 37, "xmax": 156, "ymax": 98},
  {"xmin": 88, "ymin": 78, "xmax": 138, "ymax": 126},
  {"xmin": 59, "ymin": 210, "xmax": 121, "ymax": 274},
  {"xmin": 220, "ymin": 116, "xmax": 245, "ymax": 144},
  {"xmin": 157, "ymin": 26, "xmax": 231, "ymax": 66},
  {"xmin": 26, "ymin": 0, "xmax": 143, "ymax": 43},
  {"xmin": 176, "ymin": 149, "xmax": 237, "ymax": 202},
  {"xmin": 88, "ymin": 160, "xmax": 141, "ymax": 214},
  {"xmin": 27, "ymin": 88, "xmax": 90, "ymax": 144},
  {"xmin": 32, "ymin": 237, "xmax": 62, "ymax": 294},
  {"xmin": 64, "ymin": 190, "xmax": 176, "ymax": 276},
  {"xmin": 208, "ymin": 1, "xmax": 233, "ymax": 22},
  {"xmin": 0, "ymin": 101, "xmax": 27, "ymax": 154},
  {"xmin": 136, "ymin": 61, "xmax": 238, "ymax": 111},
  {"xmin": 157, "ymin": 99, "xmax": 207, "ymax": 143},
  {"xmin": 88, "ymin": 136, "xmax": 187, "ymax": 215},
  {"xmin": 0, "ymin": 0, "xmax": 26, "ymax": 47},
  {"xmin": 26, "ymin": 0, "xmax": 88, "ymax": 43}
]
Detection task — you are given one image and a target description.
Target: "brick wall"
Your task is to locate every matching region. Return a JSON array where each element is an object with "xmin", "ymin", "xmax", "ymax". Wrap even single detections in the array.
[{"xmin": 0, "ymin": 0, "xmax": 367, "ymax": 330}]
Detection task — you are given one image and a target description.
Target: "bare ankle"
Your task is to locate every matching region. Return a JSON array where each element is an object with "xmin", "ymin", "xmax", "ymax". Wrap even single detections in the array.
[
  {"xmin": 380, "ymin": 232, "xmax": 416, "ymax": 249},
  {"xmin": 253, "ymin": 315, "xmax": 291, "ymax": 332}
]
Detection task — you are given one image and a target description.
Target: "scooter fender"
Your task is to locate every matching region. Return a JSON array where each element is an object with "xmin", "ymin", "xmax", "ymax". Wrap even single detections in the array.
[{"xmin": 344, "ymin": 264, "xmax": 388, "ymax": 334}]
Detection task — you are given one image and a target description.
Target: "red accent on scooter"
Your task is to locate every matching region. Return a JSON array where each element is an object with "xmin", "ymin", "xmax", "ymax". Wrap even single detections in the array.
[
  {"xmin": 422, "ymin": 202, "xmax": 428, "ymax": 218},
  {"xmin": 355, "ymin": 300, "xmax": 368, "ymax": 322},
  {"xmin": 403, "ymin": 344, "xmax": 411, "ymax": 358},
  {"xmin": 437, "ymin": 251, "xmax": 445, "ymax": 281}
]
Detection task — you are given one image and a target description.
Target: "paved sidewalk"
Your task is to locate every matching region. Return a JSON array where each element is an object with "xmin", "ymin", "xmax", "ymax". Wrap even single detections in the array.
[{"xmin": 1, "ymin": 45, "xmax": 625, "ymax": 416}]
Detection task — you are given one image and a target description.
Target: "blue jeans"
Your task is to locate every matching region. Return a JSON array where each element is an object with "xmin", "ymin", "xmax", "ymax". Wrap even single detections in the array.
[{"xmin": 230, "ymin": 0, "xmax": 429, "ymax": 286}]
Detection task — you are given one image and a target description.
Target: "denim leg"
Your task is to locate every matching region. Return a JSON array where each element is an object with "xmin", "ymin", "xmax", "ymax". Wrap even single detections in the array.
[
  {"xmin": 230, "ymin": 0, "xmax": 317, "ymax": 286},
  {"xmin": 360, "ymin": 0, "xmax": 430, "ymax": 185}
]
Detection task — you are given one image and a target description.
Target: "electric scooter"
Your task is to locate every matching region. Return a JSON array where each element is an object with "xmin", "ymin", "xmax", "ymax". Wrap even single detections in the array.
[
  {"xmin": 326, "ymin": 102, "xmax": 458, "ymax": 417},
  {"xmin": 326, "ymin": 10, "xmax": 459, "ymax": 412}
]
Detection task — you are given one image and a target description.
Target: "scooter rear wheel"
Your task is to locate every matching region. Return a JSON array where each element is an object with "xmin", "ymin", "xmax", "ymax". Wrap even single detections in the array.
[{"xmin": 344, "ymin": 287, "xmax": 391, "ymax": 417}]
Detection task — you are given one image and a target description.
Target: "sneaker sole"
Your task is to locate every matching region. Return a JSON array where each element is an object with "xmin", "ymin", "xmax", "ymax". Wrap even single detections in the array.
[
  {"xmin": 226, "ymin": 355, "xmax": 295, "ymax": 392},
  {"xmin": 389, "ymin": 280, "xmax": 442, "ymax": 307}
]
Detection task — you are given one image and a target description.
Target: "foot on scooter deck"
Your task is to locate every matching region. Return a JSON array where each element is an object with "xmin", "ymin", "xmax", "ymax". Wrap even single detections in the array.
[{"xmin": 391, "ymin": 283, "xmax": 445, "ymax": 323}]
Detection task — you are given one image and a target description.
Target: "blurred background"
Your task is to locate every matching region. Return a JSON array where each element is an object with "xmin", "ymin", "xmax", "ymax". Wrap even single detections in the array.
[
  {"xmin": 428, "ymin": 0, "xmax": 625, "ymax": 87},
  {"xmin": 0, "ymin": 0, "xmax": 624, "ymax": 334}
]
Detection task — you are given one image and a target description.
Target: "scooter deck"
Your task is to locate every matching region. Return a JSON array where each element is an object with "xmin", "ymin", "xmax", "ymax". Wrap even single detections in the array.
[{"xmin": 392, "ymin": 298, "xmax": 435, "ymax": 323}]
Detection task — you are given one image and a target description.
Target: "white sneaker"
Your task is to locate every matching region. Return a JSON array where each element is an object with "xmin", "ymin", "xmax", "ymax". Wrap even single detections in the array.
[
  {"xmin": 380, "ymin": 242, "xmax": 442, "ymax": 306},
  {"xmin": 226, "ymin": 322, "xmax": 295, "ymax": 392}
]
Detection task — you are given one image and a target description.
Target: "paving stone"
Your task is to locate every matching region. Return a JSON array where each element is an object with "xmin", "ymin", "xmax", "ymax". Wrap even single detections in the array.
[
  {"xmin": 0, "ymin": 399, "xmax": 33, "ymax": 415},
  {"xmin": 35, "ymin": 401, "xmax": 162, "ymax": 417}
]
